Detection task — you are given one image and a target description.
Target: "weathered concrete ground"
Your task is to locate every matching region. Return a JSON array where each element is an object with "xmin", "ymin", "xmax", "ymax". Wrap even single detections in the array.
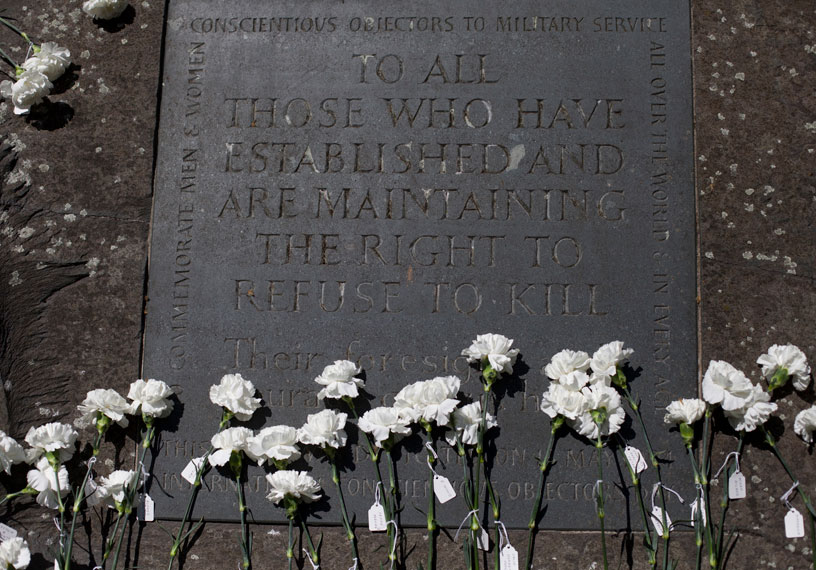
[{"xmin": 0, "ymin": 0, "xmax": 813, "ymax": 568}]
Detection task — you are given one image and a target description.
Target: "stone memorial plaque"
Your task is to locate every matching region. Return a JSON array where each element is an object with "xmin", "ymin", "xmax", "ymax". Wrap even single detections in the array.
[{"xmin": 143, "ymin": 0, "xmax": 695, "ymax": 529}]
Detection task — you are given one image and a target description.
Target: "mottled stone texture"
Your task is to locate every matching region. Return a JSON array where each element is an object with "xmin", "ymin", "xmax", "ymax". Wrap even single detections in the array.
[{"xmin": 0, "ymin": 0, "xmax": 812, "ymax": 569}]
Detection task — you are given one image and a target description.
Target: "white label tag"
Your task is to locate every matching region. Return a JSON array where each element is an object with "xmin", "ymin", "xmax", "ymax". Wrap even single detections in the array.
[
  {"xmin": 54, "ymin": 559, "xmax": 59, "ymax": 570},
  {"xmin": 785, "ymin": 508, "xmax": 805, "ymax": 538},
  {"xmin": 433, "ymin": 475, "xmax": 456, "ymax": 504},
  {"xmin": 368, "ymin": 503, "xmax": 387, "ymax": 532},
  {"xmin": 84, "ymin": 478, "xmax": 98, "ymax": 499},
  {"xmin": 650, "ymin": 506, "xmax": 671, "ymax": 535},
  {"xmin": 728, "ymin": 471, "xmax": 746, "ymax": 500},
  {"xmin": 143, "ymin": 494, "xmax": 155, "ymax": 522},
  {"xmin": 0, "ymin": 523, "xmax": 18, "ymax": 541},
  {"xmin": 500, "ymin": 544, "xmax": 519, "ymax": 570},
  {"xmin": 624, "ymin": 446, "xmax": 648, "ymax": 473},
  {"xmin": 690, "ymin": 498, "xmax": 707, "ymax": 528},
  {"xmin": 181, "ymin": 457, "xmax": 205, "ymax": 484},
  {"xmin": 477, "ymin": 528, "xmax": 490, "ymax": 551}
]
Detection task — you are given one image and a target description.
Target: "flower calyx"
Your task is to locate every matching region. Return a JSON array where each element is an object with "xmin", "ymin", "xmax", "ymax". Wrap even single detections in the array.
[
  {"xmin": 679, "ymin": 422, "xmax": 695, "ymax": 446},
  {"xmin": 611, "ymin": 368, "xmax": 628, "ymax": 391},
  {"xmin": 768, "ymin": 367, "xmax": 789, "ymax": 392}
]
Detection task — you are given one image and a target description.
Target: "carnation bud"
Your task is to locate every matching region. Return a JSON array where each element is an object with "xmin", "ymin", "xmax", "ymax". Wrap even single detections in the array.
[
  {"xmin": 768, "ymin": 367, "xmax": 789, "ymax": 392},
  {"xmin": 679, "ymin": 422, "xmax": 695, "ymax": 446},
  {"xmin": 612, "ymin": 369, "xmax": 628, "ymax": 390}
]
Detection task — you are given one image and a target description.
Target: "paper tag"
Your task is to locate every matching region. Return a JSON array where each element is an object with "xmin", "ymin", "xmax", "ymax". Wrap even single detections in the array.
[
  {"xmin": 500, "ymin": 544, "xmax": 519, "ymax": 570},
  {"xmin": 0, "ymin": 523, "xmax": 18, "ymax": 541},
  {"xmin": 84, "ymin": 478, "xmax": 98, "ymax": 499},
  {"xmin": 181, "ymin": 457, "xmax": 205, "ymax": 484},
  {"xmin": 433, "ymin": 475, "xmax": 456, "ymax": 504},
  {"xmin": 624, "ymin": 446, "xmax": 648, "ymax": 474},
  {"xmin": 650, "ymin": 506, "xmax": 671, "ymax": 535},
  {"xmin": 54, "ymin": 559, "xmax": 59, "ymax": 570},
  {"xmin": 477, "ymin": 528, "xmax": 490, "ymax": 551},
  {"xmin": 143, "ymin": 494, "xmax": 155, "ymax": 522},
  {"xmin": 728, "ymin": 471, "xmax": 746, "ymax": 500},
  {"xmin": 368, "ymin": 503, "xmax": 387, "ymax": 532},
  {"xmin": 785, "ymin": 508, "xmax": 805, "ymax": 538},
  {"xmin": 690, "ymin": 498, "xmax": 706, "ymax": 528}
]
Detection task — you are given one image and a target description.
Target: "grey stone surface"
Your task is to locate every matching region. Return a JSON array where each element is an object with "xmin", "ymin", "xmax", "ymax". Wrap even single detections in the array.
[
  {"xmin": 0, "ymin": 0, "xmax": 812, "ymax": 568},
  {"xmin": 142, "ymin": 0, "xmax": 696, "ymax": 528}
]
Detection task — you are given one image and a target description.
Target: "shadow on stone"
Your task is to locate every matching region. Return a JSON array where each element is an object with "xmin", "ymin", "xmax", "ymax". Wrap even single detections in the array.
[
  {"xmin": 94, "ymin": 5, "xmax": 136, "ymax": 33},
  {"xmin": 25, "ymin": 101, "xmax": 74, "ymax": 131},
  {"xmin": 51, "ymin": 63, "xmax": 81, "ymax": 95}
]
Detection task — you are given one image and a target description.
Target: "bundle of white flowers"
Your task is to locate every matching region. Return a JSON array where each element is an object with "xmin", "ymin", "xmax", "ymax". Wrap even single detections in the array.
[
  {"xmin": 246, "ymin": 425, "xmax": 301, "ymax": 468},
  {"xmin": 82, "ymin": 0, "xmax": 128, "ymax": 20},
  {"xmin": 393, "ymin": 376, "xmax": 461, "ymax": 428},
  {"xmin": 0, "ymin": 431, "xmax": 26, "ymax": 474},
  {"xmin": 315, "ymin": 360, "xmax": 364, "ymax": 401},
  {"xmin": 0, "ymin": 536, "xmax": 30, "ymax": 570},
  {"xmin": 209, "ymin": 373, "xmax": 261, "ymax": 421},
  {"xmin": 1, "ymin": 41, "xmax": 71, "ymax": 115},
  {"xmin": 757, "ymin": 343, "xmax": 811, "ymax": 392},
  {"xmin": 358, "ymin": 406, "xmax": 413, "ymax": 450}
]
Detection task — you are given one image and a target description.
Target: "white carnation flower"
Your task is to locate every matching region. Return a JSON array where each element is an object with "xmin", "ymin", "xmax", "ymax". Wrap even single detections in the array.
[
  {"xmin": 246, "ymin": 425, "xmax": 300, "ymax": 466},
  {"xmin": 461, "ymin": 334, "xmax": 519, "ymax": 376},
  {"xmin": 298, "ymin": 410, "xmax": 348, "ymax": 450},
  {"xmin": 574, "ymin": 384, "xmax": 626, "ymax": 439},
  {"xmin": 77, "ymin": 388, "xmax": 131, "ymax": 428},
  {"xmin": 0, "ymin": 71, "xmax": 52, "ymax": 115},
  {"xmin": 445, "ymin": 401, "xmax": 495, "ymax": 447},
  {"xmin": 664, "ymin": 398, "xmax": 706, "ymax": 426},
  {"xmin": 540, "ymin": 382, "xmax": 588, "ymax": 421},
  {"xmin": 757, "ymin": 344, "xmax": 811, "ymax": 391},
  {"xmin": 265, "ymin": 470, "xmax": 321, "ymax": 504},
  {"xmin": 701, "ymin": 360, "xmax": 754, "ymax": 411},
  {"xmin": 544, "ymin": 349, "xmax": 591, "ymax": 381},
  {"xmin": 0, "ymin": 431, "xmax": 26, "ymax": 474},
  {"xmin": 26, "ymin": 457, "xmax": 69, "ymax": 509},
  {"xmin": 24, "ymin": 422, "xmax": 77, "ymax": 462},
  {"xmin": 0, "ymin": 537, "xmax": 30, "ymax": 570},
  {"xmin": 88, "ymin": 469, "xmax": 141, "ymax": 508},
  {"xmin": 394, "ymin": 376, "xmax": 460, "ymax": 427},
  {"xmin": 82, "ymin": 0, "xmax": 128, "ymax": 19},
  {"xmin": 209, "ymin": 373, "xmax": 261, "ymax": 421},
  {"xmin": 315, "ymin": 360, "xmax": 364, "ymax": 400},
  {"xmin": 358, "ymin": 407, "xmax": 412, "ymax": 448},
  {"xmin": 128, "ymin": 378, "xmax": 174, "ymax": 418},
  {"xmin": 723, "ymin": 384, "xmax": 777, "ymax": 432},
  {"xmin": 22, "ymin": 42, "xmax": 70, "ymax": 82},
  {"xmin": 591, "ymin": 341, "xmax": 634, "ymax": 377},
  {"xmin": 209, "ymin": 427, "xmax": 253, "ymax": 467},
  {"xmin": 794, "ymin": 406, "xmax": 816, "ymax": 444}
]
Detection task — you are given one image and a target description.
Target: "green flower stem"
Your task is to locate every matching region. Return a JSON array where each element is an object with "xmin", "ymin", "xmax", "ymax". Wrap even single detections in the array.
[
  {"xmin": 714, "ymin": 435, "xmax": 744, "ymax": 570},
  {"xmin": 110, "ymin": 503, "xmax": 132, "ymax": 570},
  {"xmin": 236, "ymin": 470, "xmax": 251, "ymax": 570},
  {"xmin": 473, "ymin": 378, "xmax": 493, "ymax": 570},
  {"xmin": 698, "ymin": 409, "xmax": 716, "ymax": 569},
  {"xmin": 64, "ymin": 428, "xmax": 106, "ymax": 570},
  {"xmin": 622, "ymin": 388, "xmax": 669, "ymax": 569},
  {"xmin": 685, "ymin": 444, "xmax": 704, "ymax": 570},
  {"xmin": 385, "ymin": 449, "xmax": 398, "ymax": 568},
  {"xmin": 167, "ymin": 411, "xmax": 231, "ymax": 570},
  {"xmin": 525, "ymin": 421, "xmax": 562, "ymax": 570},
  {"xmin": 286, "ymin": 517, "xmax": 294, "ymax": 570},
  {"xmin": 0, "ymin": 46, "xmax": 18, "ymax": 70},
  {"xmin": 103, "ymin": 511, "xmax": 124, "ymax": 562},
  {"xmin": 595, "ymin": 435, "xmax": 608, "ymax": 570},
  {"xmin": 330, "ymin": 456, "xmax": 359, "ymax": 567},
  {"xmin": 762, "ymin": 427, "xmax": 816, "ymax": 570},
  {"xmin": 617, "ymin": 436, "xmax": 656, "ymax": 568},
  {"xmin": 0, "ymin": 17, "xmax": 30, "ymax": 43},
  {"xmin": 300, "ymin": 516, "xmax": 319, "ymax": 567},
  {"xmin": 0, "ymin": 489, "xmax": 36, "ymax": 506},
  {"xmin": 425, "ymin": 431, "xmax": 437, "ymax": 570}
]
